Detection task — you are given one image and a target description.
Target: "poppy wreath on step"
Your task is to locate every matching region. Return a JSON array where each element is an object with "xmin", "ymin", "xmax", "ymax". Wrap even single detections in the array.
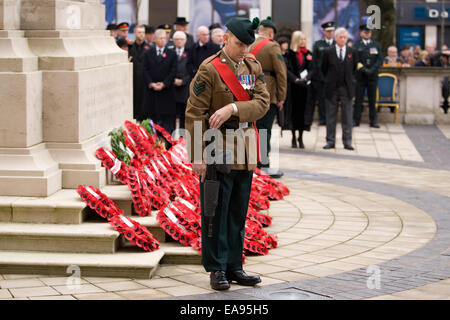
[
  {"xmin": 152, "ymin": 123, "xmax": 176, "ymax": 146},
  {"xmin": 124, "ymin": 121, "xmax": 159, "ymax": 159},
  {"xmin": 132, "ymin": 165, "xmax": 170, "ymax": 212},
  {"xmin": 109, "ymin": 214, "xmax": 160, "ymax": 252},
  {"xmin": 95, "ymin": 147, "xmax": 129, "ymax": 185},
  {"xmin": 247, "ymin": 206, "xmax": 273, "ymax": 227},
  {"xmin": 249, "ymin": 191, "xmax": 270, "ymax": 211},
  {"xmin": 77, "ymin": 185, "xmax": 123, "ymax": 220},
  {"xmin": 127, "ymin": 167, "xmax": 152, "ymax": 217},
  {"xmin": 245, "ymin": 220, "xmax": 278, "ymax": 252},
  {"xmin": 252, "ymin": 176, "xmax": 283, "ymax": 201},
  {"xmin": 156, "ymin": 204, "xmax": 200, "ymax": 250},
  {"xmin": 170, "ymin": 199, "xmax": 201, "ymax": 234},
  {"xmin": 254, "ymin": 168, "xmax": 290, "ymax": 197}
]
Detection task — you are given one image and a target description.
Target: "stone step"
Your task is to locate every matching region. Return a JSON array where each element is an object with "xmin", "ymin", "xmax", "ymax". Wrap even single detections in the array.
[
  {"xmin": 0, "ymin": 248, "xmax": 164, "ymax": 279},
  {"xmin": 0, "ymin": 190, "xmax": 87, "ymax": 225},
  {"xmin": 0, "ymin": 222, "xmax": 119, "ymax": 254}
]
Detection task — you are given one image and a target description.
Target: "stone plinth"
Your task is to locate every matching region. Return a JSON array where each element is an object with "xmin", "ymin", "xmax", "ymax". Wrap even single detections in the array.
[{"xmin": 0, "ymin": 0, "xmax": 133, "ymax": 196}]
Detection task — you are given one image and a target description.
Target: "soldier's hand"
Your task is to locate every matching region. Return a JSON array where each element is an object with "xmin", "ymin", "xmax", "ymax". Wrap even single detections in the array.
[
  {"xmin": 192, "ymin": 162, "xmax": 207, "ymax": 183},
  {"xmin": 209, "ymin": 104, "xmax": 234, "ymax": 129},
  {"xmin": 277, "ymin": 101, "xmax": 284, "ymax": 111}
]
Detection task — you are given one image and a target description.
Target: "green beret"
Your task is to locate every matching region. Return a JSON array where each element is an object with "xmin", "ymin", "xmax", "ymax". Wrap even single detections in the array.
[
  {"xmin": 260, "ymin": 16, "xmax": 277, "ymax": 34},
  {"xmin": 225, "ymin": 17, "xmax": 260, "ymax": 45}
]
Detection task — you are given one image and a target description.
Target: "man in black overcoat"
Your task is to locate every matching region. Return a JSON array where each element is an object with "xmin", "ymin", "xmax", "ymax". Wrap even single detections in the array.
[
  {"xmin": 142, "ymin": 29, "xmax": 178, "ymax": 134},
  {"xmin": 172, "ymin": 31, "xmax": 192, "ymax": 129},
  {"xmin": 129, "ymin": 25, "xmax": 151, "ymax": 122},
  {"xmin": 187, "ymin": 25, "xmax": 220, "ymax": 77},
  {"xmin": 321, "ymin": 28, "xmax": 359, "ymax": 151}
]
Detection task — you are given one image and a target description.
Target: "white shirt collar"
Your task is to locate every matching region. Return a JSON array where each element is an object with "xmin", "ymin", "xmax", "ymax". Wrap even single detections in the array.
[
  {"xmin": 363, "ymin": 39, "xmax": 371, "ymax": 45},
  {"xmin": 176, "ymin": 47, "xmax": 184, "ymax": 55},
  {"xmin": 336, "ymin": 45, "xmax": 347, "ymax": 59}
]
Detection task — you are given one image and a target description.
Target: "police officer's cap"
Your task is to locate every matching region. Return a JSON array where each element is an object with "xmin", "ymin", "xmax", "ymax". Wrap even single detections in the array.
[
  {"xmin": 260, "ymin": 16, "xmax": 277, "ymax": 34},
  {"xmin": 321, "ymin": 21, "xmax": 335, "ymax": 31},
  {"xmin": 117, "ymin": 22, "xmax": 129, "ymax": 31},
  {"xmin": 157, "ymin": 24, "xmax": 172, "ymax": 32},
  {"xmin": 225, "ymin": 17, "xmax": 260, "ymax": 45},
  {"xmin": 360, "ymin": 24, "xmax": 372, "ymax": 32}
]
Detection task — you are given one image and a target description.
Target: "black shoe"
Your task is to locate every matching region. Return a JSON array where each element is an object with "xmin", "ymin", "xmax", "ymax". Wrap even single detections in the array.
[
  {"xmin": 298, "ymin": 139, "xmax": 305, "ymax": 149},
  {"xmin": 319, "ymin": 121, "xmax": 326, "ymax": 126},
  {"xmin": 370, "ymin": 124, "xmax": 380, "ymax": 129},
  {"xmin": 226, "ymin": 270, "xmax": 261, "ymax": 286},
  {"xmin": 323, "ymin": 144, "xmax": 335, "ymax": 150},
  {"xmin": 291, "ymin": 138, "xmax": 298, "ymax": 148},
  {"xmin": 353, "ymin": 122, "xmax": 360, "ymax": 127},
  {"xmin": 344, "ymin": 145, "xmax": 355, "ymax": 151},
  {"xmin": 210, "ymin": 271, "xmax": 230, "ymax": 291},
  {"xmin": 262, "ymin": 168, "xmax": 284, "ymax": 179}
]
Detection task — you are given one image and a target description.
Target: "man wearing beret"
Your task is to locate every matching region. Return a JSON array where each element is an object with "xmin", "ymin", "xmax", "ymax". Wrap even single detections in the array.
[
  {"xmin": 185, "ymin": 17, "xmax": 270, "ymax": 291},
  {"xmin": 353, "ymin": 24, "xmax": 383, "ymax": 128},
  {"xmin": 308, "ymin": 21, "xmax": 336, "ymax": 128},
  {"xmin": 249, "ymin": 17, "xmax": 287, "ymax": 178}
]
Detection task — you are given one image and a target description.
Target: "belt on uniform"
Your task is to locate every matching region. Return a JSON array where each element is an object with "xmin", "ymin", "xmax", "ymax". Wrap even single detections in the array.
[
  {"xmin": 263, "ymin": 71, "xmax": 276, "ymax": 77},
  {"xmin": 222, "ymin": 120, "xmax": 251, "ymax": 130}
]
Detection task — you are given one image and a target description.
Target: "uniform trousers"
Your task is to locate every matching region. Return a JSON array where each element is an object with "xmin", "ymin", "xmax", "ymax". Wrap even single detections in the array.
[
  {"xmin": 200, "ymin": 170, "xmax": 253, "ymax": 273},
  {"xmin": 256, "ymin": 104, "xmax": 278, "ymax": 168},
  {"xmin": 354, "ymin": 75, "xmax": 378, "ymax": 126},
  {"xmin": 326, "ymin": 86, "xmax": 353, "ymax": 147}
]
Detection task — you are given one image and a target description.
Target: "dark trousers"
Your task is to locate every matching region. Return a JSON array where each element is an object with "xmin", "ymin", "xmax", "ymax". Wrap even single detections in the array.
[
  {"xmin": 200, "ymin": 170, "xmax": 254, "ymax": 273},
  {"xmin": 354, "ymin": 76, "xmax": 378, "ymax": 125},
  {"xmin": 154, "ymin": 114, "xmax": 176, "ymax": 136},
  {"xmin": 257, "ymin": 104, "xmax": 277, "ymax": 168},
  {"xmin": 176, "ymin": 102, "xmax": 186, "ymax": 129},
  {"xmin": 308, "ymin": 81, "xmax": 327, "ymax": 125},
  {"xmin": 326, "ymin": 86, "xmax": 353, "ymax": 147}
]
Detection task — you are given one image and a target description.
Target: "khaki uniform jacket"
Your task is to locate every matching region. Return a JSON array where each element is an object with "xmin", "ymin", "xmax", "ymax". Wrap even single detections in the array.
[
  {"xmin": 185, "ymin": 49, "xmax": 270, "ymax": 171},
  {"xmin": 249, "ymin": 37, "xmax": 287, "ymax": 105}
]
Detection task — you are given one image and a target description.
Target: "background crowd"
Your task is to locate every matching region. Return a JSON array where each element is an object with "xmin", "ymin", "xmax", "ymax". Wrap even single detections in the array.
[{"xmin": 106, "ymin": 17, "xmax": 450, "ymax": 150}]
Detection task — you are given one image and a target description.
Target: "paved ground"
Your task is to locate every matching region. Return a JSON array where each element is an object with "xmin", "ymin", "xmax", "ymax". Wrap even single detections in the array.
[{"xmin": 1, "ymin": 124, "xmax": 450, "ymax": 300}]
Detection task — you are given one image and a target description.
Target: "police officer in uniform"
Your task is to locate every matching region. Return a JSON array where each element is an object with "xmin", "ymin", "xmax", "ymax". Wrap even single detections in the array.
[
  {"xmin": 309, "ymin": 21, "xmax": 336, "ymax": 127},
  {"xmin": 353, "ymin": 24, "xmax": 383, "ymax": 128},
  {"xmin": 185, "ymin": 17, "xmax": 270, "ymax": 291},
  {"xmin": 249, "ymin": 17, "xmax": 287, "ymax": 178}
]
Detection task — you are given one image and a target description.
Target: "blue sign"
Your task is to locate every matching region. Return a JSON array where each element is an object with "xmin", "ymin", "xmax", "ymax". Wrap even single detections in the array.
[
  {"xmin": 414, "ymin": 7, "xmax": 450, "ymax": 20},
  {"xmin": 398, "ymin": 27, "xmax": 423, "ymax": 50}
]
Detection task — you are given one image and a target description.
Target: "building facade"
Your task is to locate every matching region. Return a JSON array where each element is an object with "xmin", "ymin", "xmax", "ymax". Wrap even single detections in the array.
[{"xmin": 396, "ymin": 0, "xmax": 450, "ymax": 50}]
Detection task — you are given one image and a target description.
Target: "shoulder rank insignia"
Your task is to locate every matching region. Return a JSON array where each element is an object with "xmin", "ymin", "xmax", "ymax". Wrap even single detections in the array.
[{"xmin": 193, "ymin": 77, "xmax": 206, "ymax": 96}]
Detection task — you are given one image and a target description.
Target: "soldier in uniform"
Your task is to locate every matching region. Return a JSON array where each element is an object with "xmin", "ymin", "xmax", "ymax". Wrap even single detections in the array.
[
  {"xmin": 129, "ymin": 25, "xmax": 151, "ymax": 122},
  {"xmin": 249, "ymin": 17, "xmax": 287, "ymax": 178},
  {"xmin": 309, "ymin": 21, "xmax": 336, "ymax": 127},
  {"xmin": 353, "ymin": 24, "xmax": 383, "ymax": 128},
  {"xmin": 185, "ymin": 17, "xmax": 270, "ymax": 291},
  {"xmin": 117, "ymin": 22, "xmax": 132, "ymax": 46}
]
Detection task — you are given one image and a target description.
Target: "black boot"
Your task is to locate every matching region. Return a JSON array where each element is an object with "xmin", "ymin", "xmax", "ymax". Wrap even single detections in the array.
[
  {"xmin": 291, "ymin": 130, "xmax": 297, "ymax": 148},
  {"xmin": 298, "ymin": 130, "xmax": 305, "ymax": 149},
  {"xmin": 226, "ymin": 270, "xmax": 261, "ymax": 286},
  {"xmin": 210, "ymin": 271, "xmax": 230, "ymax": 291}
]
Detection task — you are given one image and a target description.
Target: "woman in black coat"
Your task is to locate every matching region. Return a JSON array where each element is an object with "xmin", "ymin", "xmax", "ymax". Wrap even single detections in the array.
[{"xmin": 283, "ymin": 31, "xmax": 314, "ymax": 149}]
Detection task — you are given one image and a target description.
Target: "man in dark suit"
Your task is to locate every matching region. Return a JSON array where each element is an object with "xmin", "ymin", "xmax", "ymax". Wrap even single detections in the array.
[
  {"xmin": 172, "ymin": 31, "xmax": 192, "ymax": 129},
  {"xmin": 171, "ymin": 17, "xmax": 195, "ymax": 50},
  {"xmin": 142, "ymin": 29, "xmax": 178, "ymax": 134},
  {"xmin": 129, "ymin": 24, "xmax": 151, "ymax": 122},
  {"xmin": 187, "ymin": 25, "xmax": 220, "ymax": 77},
  {"xmin": 322, "ymin": 28, "xmax": 359, "ymax": 151}
]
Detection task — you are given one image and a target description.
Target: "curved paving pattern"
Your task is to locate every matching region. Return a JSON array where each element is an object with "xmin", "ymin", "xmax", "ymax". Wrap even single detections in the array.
[{"xmin": 1, "ymin": 124, "xmax": 449, "ymax": 300}]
